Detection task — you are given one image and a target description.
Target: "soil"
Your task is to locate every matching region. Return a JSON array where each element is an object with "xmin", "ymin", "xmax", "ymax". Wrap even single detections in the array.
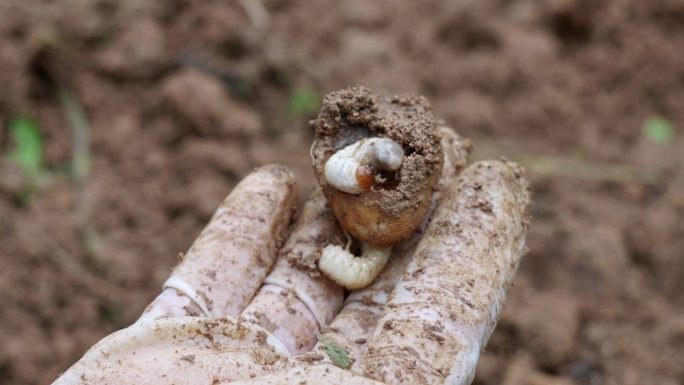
[{"xmin": 0, "ymin": 1, "xmax": 683, "ymax": 385}]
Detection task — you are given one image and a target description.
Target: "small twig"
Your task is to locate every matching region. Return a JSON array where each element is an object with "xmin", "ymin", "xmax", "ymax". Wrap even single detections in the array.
[
  {"xmin": 57, "ymin": 88, "xmax": 103, "ymax": 262},
  {"xmin": 239, "ymin": 0, "xmax": 270, "ymax": 29},
  {"xmin": 57, "ymin": 88, "xmax": 90, "ymax": 183}
]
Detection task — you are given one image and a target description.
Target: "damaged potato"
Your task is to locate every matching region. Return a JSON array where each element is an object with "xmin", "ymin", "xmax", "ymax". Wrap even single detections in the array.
[
  {"xmin": 311, "ymin": 86, "xmax": 443, "ymax": 289},
  {"xmin": 311, "ymin": 86, "xmax": 443, "ymax": 246}
]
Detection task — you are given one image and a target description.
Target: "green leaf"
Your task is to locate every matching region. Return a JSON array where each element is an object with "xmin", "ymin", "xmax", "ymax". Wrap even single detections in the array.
[
  {"xmin": 642, "ymin": 117, "xmax": 675, "ymax": 144},
  {"xmin": 8, "ymin": 116, "xmax": 44, "ymax": 176},
  {"xmin": 316, "ymin": 333, "xmax": 351, "ymax": 369},
  {"xmin": 286, "ymin": 88, "xmax": 321, "ymax": 118}
]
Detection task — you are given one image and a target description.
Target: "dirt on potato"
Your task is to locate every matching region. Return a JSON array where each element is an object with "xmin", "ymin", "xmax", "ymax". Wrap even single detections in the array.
[
  {"xmin": 311, "ymin": 86, "xmax": 442, "ymax": 217},
  {"xmin": 0, "ymin": 1, "xmax": 683, "ymax": 385},
  {"xmin": 310, "ymin": 86, "xmax": 443, "ymax": 246}
]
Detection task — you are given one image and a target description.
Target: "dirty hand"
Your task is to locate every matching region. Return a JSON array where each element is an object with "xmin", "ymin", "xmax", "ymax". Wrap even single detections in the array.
[{"xmin": 53, "ymin": 130, "xmax": 530, "ymax": 385}]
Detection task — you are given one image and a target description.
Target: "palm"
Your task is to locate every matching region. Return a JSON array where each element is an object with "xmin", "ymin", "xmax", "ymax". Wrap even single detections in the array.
[{"xmin": 53, "ymin": 129, "xmax": 530, "ymax": 385}]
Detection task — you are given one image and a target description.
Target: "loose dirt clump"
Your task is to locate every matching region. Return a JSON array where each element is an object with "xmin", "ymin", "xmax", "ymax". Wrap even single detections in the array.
[{"xmin": 311, "ymin": 86, "xmax": 442, "ymax": 218}]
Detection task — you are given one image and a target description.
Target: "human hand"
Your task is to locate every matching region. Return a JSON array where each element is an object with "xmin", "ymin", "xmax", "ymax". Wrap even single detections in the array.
[{"xmin": 53, "ymin": 128, "xmax": 530, "ymax": 385}]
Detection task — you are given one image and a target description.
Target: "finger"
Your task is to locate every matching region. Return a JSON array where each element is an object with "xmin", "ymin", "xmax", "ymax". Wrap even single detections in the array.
[
  {"xmin": 138, "ymin": 165, "xmax": 297, "ymax": 323},
  {"xmin": 240, "ymin": 188, "xmax": 345, "ymax": 354},
  {"xmin": 361, "ymin": 160, "xmax": 531, "ymax": 385},
  {"xmin": 240, "ymin": 283, "xmax": 324, "ymax": 355},
  {"xmin": 316, "ymin": 128, "xmax": 471, "ymax": 368}
]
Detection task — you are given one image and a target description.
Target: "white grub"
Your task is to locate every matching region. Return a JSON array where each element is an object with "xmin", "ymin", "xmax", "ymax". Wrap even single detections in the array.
[
  {"xmin": 361, "ymin": 160, "xmax": 530, "ymax": 385},
  {"xmin": 318, "ymin": 243, "xmax": 392, "ymax": 290},
  {"xmin": 324, "ymin": 137, "xmax": 404, "ymax": 194},
  {"xmin": 319, "ymin": 137, "xmax": 403, "ymax": 288}
]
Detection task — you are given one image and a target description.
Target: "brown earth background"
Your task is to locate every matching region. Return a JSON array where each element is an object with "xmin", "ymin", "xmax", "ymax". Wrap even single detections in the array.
[{"xmin": 1, "ymin": 1, "xmax": 683, "ymax": 384}]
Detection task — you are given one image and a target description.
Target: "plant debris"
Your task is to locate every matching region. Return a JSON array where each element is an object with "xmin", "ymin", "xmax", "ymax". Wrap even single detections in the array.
[{"xmin": 316, "ymin": 333, "xmax": 351, "ymax": 369}]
